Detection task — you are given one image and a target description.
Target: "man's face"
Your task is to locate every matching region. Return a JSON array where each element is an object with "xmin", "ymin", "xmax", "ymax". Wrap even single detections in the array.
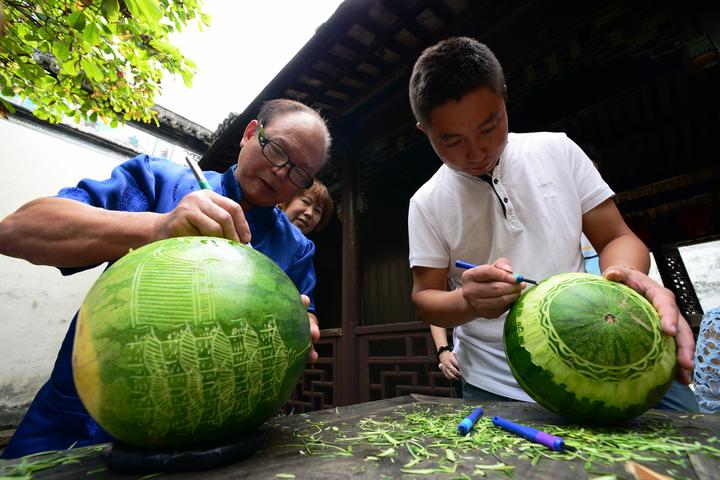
[
  {"xmin": 420, "ymin": 87, "xmax": 509, "ymax": 176},
  {"xmin": 235, "ymin": 112, "xmax": 326, "ymax": 208}
]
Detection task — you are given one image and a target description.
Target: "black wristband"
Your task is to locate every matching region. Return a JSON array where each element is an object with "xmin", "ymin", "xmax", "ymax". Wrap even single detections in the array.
[{"xmin": 436, "ymin": 345, "xmax": 453, "ymax": 363}]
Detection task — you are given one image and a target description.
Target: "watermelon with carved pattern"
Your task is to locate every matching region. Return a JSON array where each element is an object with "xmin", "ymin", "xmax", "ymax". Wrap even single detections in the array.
[
  {"xmin": 504, "ymin": 272, "xmax": 676, "ymax": 423},
  {"xmin": 73, "ymin": 237, "xmax": 310, "ymax": 448}
]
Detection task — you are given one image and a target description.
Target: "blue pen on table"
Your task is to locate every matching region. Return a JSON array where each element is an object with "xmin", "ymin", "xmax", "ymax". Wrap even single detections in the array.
[
  {"xmin": 492, "ymin": 416, "xmax": 576, "ymax": 452},
  {"xmin": 455, "ymin": 260, "xmax": 538, "ymax": 285},
  {"xmin": 457, "ymin": 407, "xmax": 484, "ymax": 435}
]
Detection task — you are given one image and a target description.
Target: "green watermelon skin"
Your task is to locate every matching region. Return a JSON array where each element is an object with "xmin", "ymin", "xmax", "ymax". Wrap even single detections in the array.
[
  {"xmin": 504, "ymin": 272, "xmax": 676, "ymax": 424},
  {"xmin": 73, "ymin": 237, "xmax": 310, "ymax": 448}
]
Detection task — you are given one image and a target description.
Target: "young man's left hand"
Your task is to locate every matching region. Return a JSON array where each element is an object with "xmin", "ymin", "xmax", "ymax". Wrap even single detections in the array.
[{"xmin": 603, "ymin": 265, "xmax": 694, "ymax": 384}]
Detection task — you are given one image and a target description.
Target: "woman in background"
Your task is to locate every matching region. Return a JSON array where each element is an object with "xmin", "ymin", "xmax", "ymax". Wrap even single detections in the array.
[
  {"xmin": 694, "ymin": 307, "xmax": 720, "ymax": 413},
  {"xmin": 278, "ymin": 179, "xmax": 333, "ymax": 235}
]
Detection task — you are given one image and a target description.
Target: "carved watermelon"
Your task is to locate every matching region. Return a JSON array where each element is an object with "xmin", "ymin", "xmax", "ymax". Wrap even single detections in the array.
[
  {"xmin": 504, "ymin": 272, "xmax": 676, "ymax": 423},
  {"xmin": 73, "ymin": 237, "xmax": 310, "ymax": 448}
]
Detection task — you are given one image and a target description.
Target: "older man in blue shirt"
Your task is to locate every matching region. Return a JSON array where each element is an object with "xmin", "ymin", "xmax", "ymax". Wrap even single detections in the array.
[{"xmin": 0, "ymin": 99, "xmax": 331, "ymax": 458}]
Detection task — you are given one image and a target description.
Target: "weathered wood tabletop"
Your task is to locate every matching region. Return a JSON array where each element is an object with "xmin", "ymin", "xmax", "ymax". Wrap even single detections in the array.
[{"xmin": 2, "ymin": 394, "xmax": 719, "ymax": 479}]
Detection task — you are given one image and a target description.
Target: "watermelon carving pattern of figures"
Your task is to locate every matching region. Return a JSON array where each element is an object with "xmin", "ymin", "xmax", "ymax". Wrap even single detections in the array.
[
  {"xmin": 73, "ymin": 237, "xmax": 310, "ymax": 448},
  {"xmin": 124, "ymin": 317, "xmax": 299, "ymax": 440}
]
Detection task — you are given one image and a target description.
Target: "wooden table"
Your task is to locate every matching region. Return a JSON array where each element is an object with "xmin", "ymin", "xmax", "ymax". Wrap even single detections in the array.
[{"xmin": 2, "ymin": 394, "xmax": 719, "ymax": 479}]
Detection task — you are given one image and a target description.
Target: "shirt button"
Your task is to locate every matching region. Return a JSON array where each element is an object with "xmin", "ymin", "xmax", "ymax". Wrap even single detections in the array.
[
  {"xmin": 503, "ymin": 197, "xmax": 509, "ymax": 203},
  {"xmin": 494, "ymin": 178, "xmax": 499, "ymax": 184}
]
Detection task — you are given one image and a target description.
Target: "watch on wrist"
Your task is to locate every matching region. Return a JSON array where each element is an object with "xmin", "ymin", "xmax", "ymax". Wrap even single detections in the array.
[{"xmin": 436, "ymin": 345, "xmax": 453, "ymax": 363}]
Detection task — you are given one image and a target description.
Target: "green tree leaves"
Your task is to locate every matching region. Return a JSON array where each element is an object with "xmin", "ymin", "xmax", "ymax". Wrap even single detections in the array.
[
  {"xmin": 83, "ymin": 21, "xmax": 101, "ymax": 45},
  {"xmin": 102, "ymin": 0, "xmax": 121, "ymax": 23},
  {"xmin": 0, "ymin": 0, "xmax": 209, "ymax": 125},
  {"xmin": 125, "ymin": 0, "xmax": 163, "ymax": 31},
  {"xmin": 51, "ymin": 39, "xmax": 71, "ymax": 63}
]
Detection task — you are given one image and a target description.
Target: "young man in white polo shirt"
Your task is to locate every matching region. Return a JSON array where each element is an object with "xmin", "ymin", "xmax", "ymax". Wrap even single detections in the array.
[{"xmin": 407, "ymin": 37, "xmax": 696, "ymax": 407}]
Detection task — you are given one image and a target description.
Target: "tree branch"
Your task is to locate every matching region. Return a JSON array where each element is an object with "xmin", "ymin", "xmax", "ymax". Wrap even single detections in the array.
[
  {"xmin": 0, "ymin": 2, "xmax": 6, "ymax": 38},
  {"xmin": 6, "ymin": 1, "xmax": 44, "ymax": 29}
]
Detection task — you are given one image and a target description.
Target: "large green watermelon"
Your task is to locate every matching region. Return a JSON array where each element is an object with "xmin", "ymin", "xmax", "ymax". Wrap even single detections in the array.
[
  {"xmin": 504, "ymin": 272, "xmax": 676, "ymax": 423},
  {"xmin": 73, "ymin": 237, "xmax": 310, "ymax": 448}
]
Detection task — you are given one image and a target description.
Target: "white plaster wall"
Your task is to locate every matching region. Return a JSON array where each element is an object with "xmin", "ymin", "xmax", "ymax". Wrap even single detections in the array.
[
  {"xmin": 680, "ymin": 240, "xmax": 720, "ymax": 313},
  {"xmin": 0, "ymin": 119, "xmax": 125, "ymax": 410}
]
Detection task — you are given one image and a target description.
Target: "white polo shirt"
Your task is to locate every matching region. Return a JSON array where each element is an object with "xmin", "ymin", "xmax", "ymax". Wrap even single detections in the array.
[{"xmin": 408, "ymin": 132, "xmax": 614, "ymax": 400}]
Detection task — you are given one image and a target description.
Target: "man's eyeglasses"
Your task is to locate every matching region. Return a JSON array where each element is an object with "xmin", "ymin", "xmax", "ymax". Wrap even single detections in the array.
[{"xmin": 258, "ymin": 124, "xmax": 313, "ymax": 189}]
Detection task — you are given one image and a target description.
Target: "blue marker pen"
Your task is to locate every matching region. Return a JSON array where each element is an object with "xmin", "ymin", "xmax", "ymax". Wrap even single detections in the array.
[
  {"xmin": 455, "ymin": 260, "xmax": 538, "ymax": 285},
  {"xmin": 457, "ymin": 407, "xmax": 484, "ymax": 435},
  {"xmin": 492, "ymin": 416, "xmax": 576, "ymax": 452}
]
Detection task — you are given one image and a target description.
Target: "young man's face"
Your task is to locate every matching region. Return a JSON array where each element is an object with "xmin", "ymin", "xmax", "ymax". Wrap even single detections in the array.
[
  {"xmin": 419, "ymin": 87, "xmax": 509, "ymax": 176},
  {"xmin": 235, "ymin": 113, "xmax": 326, "ymax": 208}
]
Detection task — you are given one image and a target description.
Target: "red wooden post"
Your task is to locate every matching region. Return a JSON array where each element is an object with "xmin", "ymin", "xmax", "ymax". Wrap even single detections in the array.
[{"xmin": 337, "ymin": 155, "xmax": 360, "ymax": 405}]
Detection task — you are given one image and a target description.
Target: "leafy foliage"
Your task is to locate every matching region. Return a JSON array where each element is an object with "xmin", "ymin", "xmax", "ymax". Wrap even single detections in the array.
[{"xmin": 0, "ymin": 0, "xmax": 209, "ymax": 125}]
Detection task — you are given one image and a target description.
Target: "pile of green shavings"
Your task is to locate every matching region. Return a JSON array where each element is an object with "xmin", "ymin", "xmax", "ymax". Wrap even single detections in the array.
[
  {"xmin": 0, "ymin": 444, "xmax": 110, "ymax": 479},
  {"xmin": 285, "ymin": 405, "xmax": 720, "ymax": 477}
]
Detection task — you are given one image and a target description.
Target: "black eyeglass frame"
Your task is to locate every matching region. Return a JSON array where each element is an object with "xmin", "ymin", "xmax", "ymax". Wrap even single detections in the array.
[{"xmin": 257, "ymin": 124, "xmax": 314, "ymax": 189}]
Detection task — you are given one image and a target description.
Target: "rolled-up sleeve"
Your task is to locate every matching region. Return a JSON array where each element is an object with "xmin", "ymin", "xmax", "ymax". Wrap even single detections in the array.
[
  {"xmin": 55, "ymin": 155, "xmax": 159, "ymax": 275},
  {"xmin": 57, "ymin": 155, "xmax": 158, "ymax": 212}
]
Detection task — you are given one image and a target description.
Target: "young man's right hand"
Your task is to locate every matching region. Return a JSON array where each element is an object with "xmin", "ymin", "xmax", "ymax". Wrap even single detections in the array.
[
  {"xmin": 154, "ymin": 190, "xmax": 252, "ymax": 244},
  {"xmin": 460, "ymin": 258, "xmax": 524, "ymax": 319}
]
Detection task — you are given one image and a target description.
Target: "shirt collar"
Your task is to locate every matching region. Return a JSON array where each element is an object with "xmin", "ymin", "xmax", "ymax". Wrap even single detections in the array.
[
  {"xmin": 221, "ymin": 164, "xmax": 276, "ymax": 223},
  {"xmin": 449, "ymin": 155, "xmax": 503, "ymax": 182}
]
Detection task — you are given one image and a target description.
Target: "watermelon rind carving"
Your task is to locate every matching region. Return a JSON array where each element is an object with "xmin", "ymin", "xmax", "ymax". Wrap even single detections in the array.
[
  {"xmin": 73, "ymin": 237, "xmax": 310, "ymax": 448},
  {"xmin": 504, "ymin": 272, "xmax": 676, "ymax": 423}
]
